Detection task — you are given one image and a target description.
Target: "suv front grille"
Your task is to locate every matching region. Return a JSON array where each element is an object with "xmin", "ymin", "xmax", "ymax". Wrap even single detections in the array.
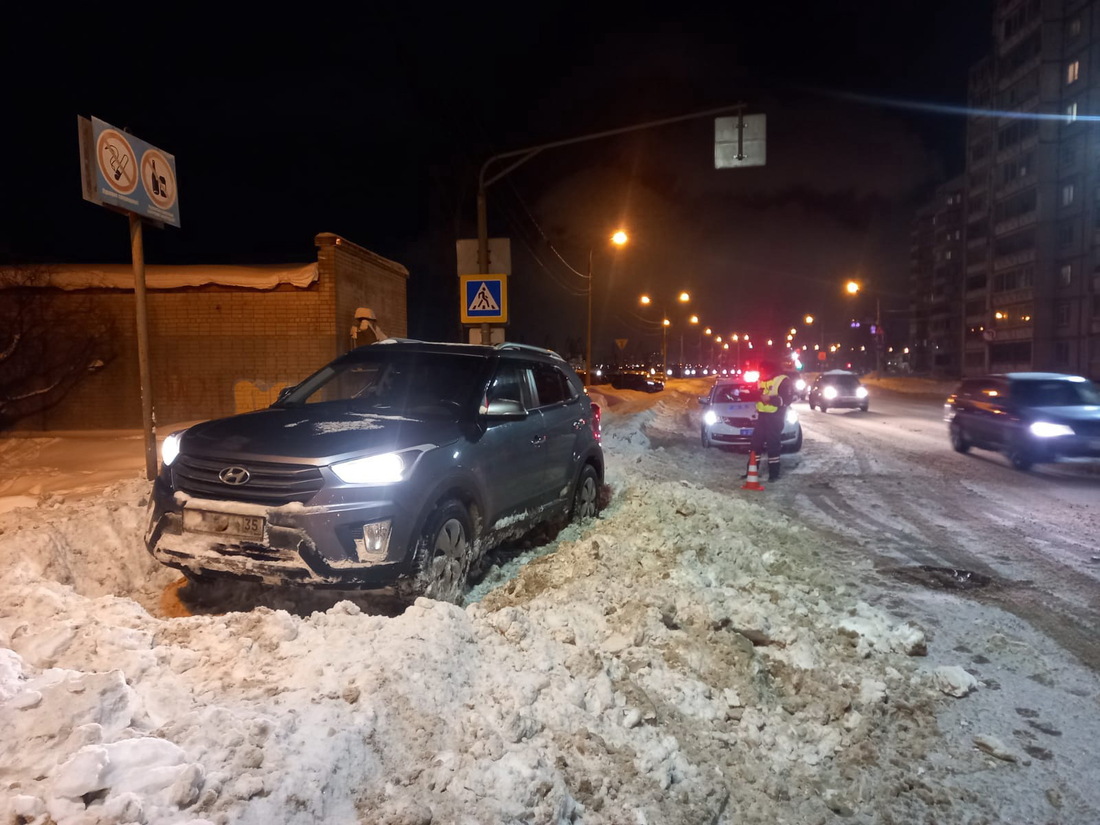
[{"xmin": 173, "ymin": 455, "xmax": 324, "ymax": 505}]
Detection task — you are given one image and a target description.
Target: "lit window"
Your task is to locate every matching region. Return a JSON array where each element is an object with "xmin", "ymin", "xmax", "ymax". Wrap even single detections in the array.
[
  {"xmin": 1067, "ymin": 60, "xmax": 1080, "ymax": 84},
  {"xmin": 1069, "ymin": 18, "xmax": 1082, "ymax": 38},
  {"xmin": 1062, "ymin": 183, "xmax": 1076, "ymax": 206},
  {"xmin": 1060, "ymin": 264, "xmax": 1073, "ymax": 285},
  {"xmin": 1066, "ymin": 102, "xmax": 1078, "ymax": 122}
]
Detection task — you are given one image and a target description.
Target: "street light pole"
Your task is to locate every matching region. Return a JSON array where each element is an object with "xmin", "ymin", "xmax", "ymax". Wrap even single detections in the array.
[{"xmin": 585, "ymin": 248, "xmax": 593, "ymax": 387}]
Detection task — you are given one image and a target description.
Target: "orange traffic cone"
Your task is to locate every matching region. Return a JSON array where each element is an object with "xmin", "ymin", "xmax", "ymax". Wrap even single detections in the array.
[{"xmin": 741, "ymin": 451, "xmax": 766, "ymax": 491}]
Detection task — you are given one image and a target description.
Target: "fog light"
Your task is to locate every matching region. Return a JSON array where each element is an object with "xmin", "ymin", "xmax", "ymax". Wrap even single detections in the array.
[{"xmin": 357, "ymin": 520, "xmax": 393, "ymax": 562}]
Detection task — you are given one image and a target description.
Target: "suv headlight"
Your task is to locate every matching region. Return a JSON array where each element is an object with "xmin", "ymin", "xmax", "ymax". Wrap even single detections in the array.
[
  {"xmin": 1029, "ymin": 421, "xmax": 1074, "ymax": 438},
  {"xmin": 823, "ymin": 386, "xmax": 838, "ymax": 400},
  {"xmin": 856, "ymin": 387, "xmax": 868, "ymax": 398},
  {"xmin": 161, "ymin": 431, "xmax": 185, "ymax": 466},
  {"xmin": 332, "ymin": 452, "xmax": 409, "ymax": 484}
]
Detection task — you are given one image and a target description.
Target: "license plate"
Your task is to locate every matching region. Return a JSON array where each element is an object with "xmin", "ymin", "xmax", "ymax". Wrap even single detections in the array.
[
  {"xmin": 183, "ymin": 509, "xmax": 265, "ymax": 539},
  {"xmin": 739, "ymin": 428, "xmax": 754, "ymax": 436}
]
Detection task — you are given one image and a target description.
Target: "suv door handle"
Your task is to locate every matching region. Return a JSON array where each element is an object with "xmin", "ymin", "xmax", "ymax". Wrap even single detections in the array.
[
  {"xmin": 573, "ymin": 418, "xmax": 586, "ymax": 430},
  {"xmin": 531, "ymin": 435, "xmax": 547, "ymax": 446}
]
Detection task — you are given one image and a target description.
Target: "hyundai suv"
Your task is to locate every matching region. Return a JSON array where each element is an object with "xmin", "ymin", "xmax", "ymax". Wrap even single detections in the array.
[
  {"xmin": 145, "ymin": 340, "xmax": 604, "ymax": 603},
  {"xmin": 944, "ymin": 372, "xmax": 1100, "ymax": 471}
]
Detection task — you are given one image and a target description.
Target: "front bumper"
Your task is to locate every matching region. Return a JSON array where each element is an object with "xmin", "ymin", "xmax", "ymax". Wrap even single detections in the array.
[{"xmin": 144, "ymin": 477, "xmax": 417, "ymax": 588}]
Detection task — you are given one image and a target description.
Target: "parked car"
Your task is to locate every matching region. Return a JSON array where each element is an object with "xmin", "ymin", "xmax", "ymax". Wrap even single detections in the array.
[
  {"xmin": 610, "ymin": 369, "xmax": 665, "ymax": 392},
  {"xmin": 808, "ymin": 370, "xmax": 869, "ymax": 412},
  {"xmin": 145, "ymin": 340, "xmax": 605, "ymax": 603},
  {"xmin": 944, "ymin": 372, "xmax": 1100, "ymax": 471},
  {"xmin": 699, "ymin": 380, "xmax": 803, "ymax": 453}
]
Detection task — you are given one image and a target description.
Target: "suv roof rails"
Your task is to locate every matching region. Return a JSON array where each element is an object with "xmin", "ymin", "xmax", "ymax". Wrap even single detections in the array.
[{"xmin": 494, "ymin": 342, "xmax": 565, "ymax": 361}]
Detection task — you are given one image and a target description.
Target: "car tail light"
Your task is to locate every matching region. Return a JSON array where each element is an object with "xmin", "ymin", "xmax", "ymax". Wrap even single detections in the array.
[{"xmin": 590, "ymin": 402, "xmax": 602, "ymax": 441}]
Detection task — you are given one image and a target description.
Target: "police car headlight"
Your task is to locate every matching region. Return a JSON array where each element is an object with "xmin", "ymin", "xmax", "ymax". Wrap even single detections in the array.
[
  {"xmin": 1029, "ymin": 421, "xmax": 1073, "ymax": 438},
  {"xmin": 856, "ymin": 386, "xmax": 869, "ymax": 399},
  {"xmin": 703, "ymin": 410, "xmax": 718, "ymax": 426},
  {"xmin": 823, "ymin": 386, "xmax": 838, "ymax": 400},
  {"xmin": 785, "ymin": 408, "xmax": 799, "ymax": 425}
]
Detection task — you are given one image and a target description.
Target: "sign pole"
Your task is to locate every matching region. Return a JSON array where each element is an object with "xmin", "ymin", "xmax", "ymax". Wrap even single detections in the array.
[{"xmin": 129, "ymin": 214, "xmax": 158, "ymax": 480}]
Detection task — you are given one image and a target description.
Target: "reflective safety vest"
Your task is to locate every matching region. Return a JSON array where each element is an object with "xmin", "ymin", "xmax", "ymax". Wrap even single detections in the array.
[{"xmin": 756, "ymin": 374, "xmax": 788, "ymax": 414}]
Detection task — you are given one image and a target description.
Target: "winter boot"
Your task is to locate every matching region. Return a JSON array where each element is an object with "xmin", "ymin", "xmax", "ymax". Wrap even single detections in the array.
[{"xmin": 767, "ymin": 458, "xmax": 781, "ymax": 481}]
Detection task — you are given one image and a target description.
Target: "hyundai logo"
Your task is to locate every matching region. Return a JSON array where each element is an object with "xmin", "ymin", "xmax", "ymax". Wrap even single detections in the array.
[{"xmin": 218, "ymin": 466, "xmax": 251, "ymax": 485}]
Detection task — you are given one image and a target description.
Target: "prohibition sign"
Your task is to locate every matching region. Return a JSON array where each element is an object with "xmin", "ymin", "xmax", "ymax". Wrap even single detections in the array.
[
  {"xmin": 141, "ymin": 148, "xmax": 177, "ymax": 209},
  {"xmin": 95, "ymin": 129, "xmax": 138, "ymax": 195}
]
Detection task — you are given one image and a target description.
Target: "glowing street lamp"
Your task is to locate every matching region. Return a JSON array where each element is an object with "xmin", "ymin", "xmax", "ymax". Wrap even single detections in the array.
[
  {"xmin": 585, "ymin": 230, "xmax": 629, "ymax": 385},
  {"xmin": 640, "ymin": 291, "xmax": 690, "ymax": 370}
]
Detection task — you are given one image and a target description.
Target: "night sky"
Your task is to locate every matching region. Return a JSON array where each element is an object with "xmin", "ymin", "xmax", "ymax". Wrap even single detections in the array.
[{"xmin": 1, "ymin": 3, "xmax": 992, "ymax": 363}]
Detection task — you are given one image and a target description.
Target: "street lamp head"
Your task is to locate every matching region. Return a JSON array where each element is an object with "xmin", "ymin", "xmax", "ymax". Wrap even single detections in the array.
[
  {"xmin": 846, "ymin": 280, "xmax": 861, "ymax": 295},
  {"xmin": 804, "ymin": 314, "xmax": 814, "ymax": 325},
  {"xmin": 663, "ymin": 318, "xmax": 670, "ymax": 327},
  {"xmin": 678, "ymin": 292, "xmax": 690, "ymax": 303},
  {"xmin": 640, "ymin": 294, "xmax": 651, "ymax": 305},
  {"xmin": 690, "ymin": 315, "xmax": 699, "ymax": 325},
  {"xmin": 611, "ymin": 230, "xmax": 628, "ymax": 246}
]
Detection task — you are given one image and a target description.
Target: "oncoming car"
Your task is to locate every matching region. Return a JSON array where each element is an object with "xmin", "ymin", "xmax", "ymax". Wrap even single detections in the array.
[
  {"xmin": 944, "ymin": 372, "xmax": 1100, "ymax": 471},
  {"xmin": 145, "ymin": 340, "xmax": 605, "ymax": 603},
  {"xmin": 808, "ymin": 370, "xmax": 869, "ymax": 412},
  {"xmin": 698, "ymin": 380, "xmax": 803, "ymax": 453}
]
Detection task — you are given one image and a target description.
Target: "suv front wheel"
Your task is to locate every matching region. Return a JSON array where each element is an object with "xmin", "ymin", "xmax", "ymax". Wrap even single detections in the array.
[{"xmin": 397, "ymin": 499, "xmax": 475, "ymax": 604}]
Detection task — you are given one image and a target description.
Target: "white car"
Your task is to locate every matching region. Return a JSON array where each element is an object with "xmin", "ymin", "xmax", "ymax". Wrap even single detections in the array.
[{"xmin": 698, "ymin": 380, "xmax": 803, "ymax": 452}]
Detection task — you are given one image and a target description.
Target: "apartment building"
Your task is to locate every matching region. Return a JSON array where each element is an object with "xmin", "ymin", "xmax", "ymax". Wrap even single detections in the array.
[
  {"xmin": 915, "ymin": 0, "xmax": 1100, "ymax": 379},
  {"xmin": 909, "ymin": 177, "xmax": 966, "ymax": 375}
]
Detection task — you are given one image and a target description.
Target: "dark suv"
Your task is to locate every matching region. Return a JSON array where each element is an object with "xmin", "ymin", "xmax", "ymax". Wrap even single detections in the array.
[
  {"xmin": 944, "ymin": 372, "xmax": 1100, "ymax": 471},
  {"xmin": 145, "ymin": 340, "xmax": 604, "ymax": 602}
]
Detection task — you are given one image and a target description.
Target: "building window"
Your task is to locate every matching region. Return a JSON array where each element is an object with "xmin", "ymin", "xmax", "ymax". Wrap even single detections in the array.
[
  {"xmin": 1059, "ymin": 221, "xmax": 1075, "ymax": 246},
  {"xmin": 1053, "ymin": 342, "xmax": 1070, "ymax": 365},
  {"xmin": 1056, "ymin": 302, "xmax": 1072, "ymax": 326},
  {"xmin": 1062, "ymin": 182, "xmax": 1076, "ymax": 206},
  {"xmin": 1066, "ymin": 102, "xmax": 1078, "ymax": 122},
  {"xmin": 1067, "ymin": 60, "xmax": 1080, "ymax": 84},
  {"xmin": 1059, "ymin": 263, "xmax": 1073, "ymax": 285},
  {"xmin": 1069, "ymin": 17, "xmax": 1082, "ymax": 39}
]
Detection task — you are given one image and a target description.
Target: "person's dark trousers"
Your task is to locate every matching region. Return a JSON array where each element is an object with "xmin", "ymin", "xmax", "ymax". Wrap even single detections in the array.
[{"xmin": 748, "ymin": 412, "xmax": 784, "ymax": 480}]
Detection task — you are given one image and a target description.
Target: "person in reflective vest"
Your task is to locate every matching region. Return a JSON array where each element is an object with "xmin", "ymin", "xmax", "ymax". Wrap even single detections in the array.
[{"xmin": 749, "ymin": 360, "xmax": 793, "ymax": 481}]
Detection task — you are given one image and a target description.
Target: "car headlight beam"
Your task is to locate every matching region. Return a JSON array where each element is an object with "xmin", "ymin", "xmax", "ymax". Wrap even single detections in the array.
[
  {"xmin": 823, "ymin": 386, "xmax": 838, "ymax": 400},
  {"xmin": 161, "ymin": 431, "xmax": 185, "ymax": 466},
  {"xmin": 332, "ymin": 452, "xmax": 408, "ymax": 484},
  {"xmin": 1029, "ymin": 421, "xmax": 1074, "ymax": 438},
  {"xmin": 856, "ymin": 387, "xmax": 868, "ymax": 398},
  {"xmin": 703, "ymin": 410, "xmax": 718, "ymax": 426}
]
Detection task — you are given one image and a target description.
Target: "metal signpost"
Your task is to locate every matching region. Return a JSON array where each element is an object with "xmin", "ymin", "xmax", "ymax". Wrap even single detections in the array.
[{"xmin": 78, "ymin": 116, "xmax": 180, "ymax": 480}]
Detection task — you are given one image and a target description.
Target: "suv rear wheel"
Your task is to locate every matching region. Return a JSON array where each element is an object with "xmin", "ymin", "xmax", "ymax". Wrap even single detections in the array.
[
  {"xmin": 571, "ymin": 464, "xmax": 600, "ymax": 521},
  {"xmin": 397, "ymin": 499, "xmax": 474, "ymax": 604}
]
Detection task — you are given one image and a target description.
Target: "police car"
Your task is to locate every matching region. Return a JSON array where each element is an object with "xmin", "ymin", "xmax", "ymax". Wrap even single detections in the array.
[{"xmin": 698, "ymin": 374, "xmax": 803, "ymax": 452}]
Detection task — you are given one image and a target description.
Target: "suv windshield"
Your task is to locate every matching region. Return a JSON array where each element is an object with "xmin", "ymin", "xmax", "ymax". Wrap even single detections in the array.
[
  {"xmin": 1013, "ymin": 378, "xmax": 1100, "ymax": 407},
  {"xmin": 279, "ymin": 350, "xmax": 486, "ymax": 415}
]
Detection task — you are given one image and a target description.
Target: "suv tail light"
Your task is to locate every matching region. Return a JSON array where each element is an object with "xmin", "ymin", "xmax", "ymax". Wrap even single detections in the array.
[{"xmin": 590, "ymin": 402, "xmax": 602, "ymax": 441}]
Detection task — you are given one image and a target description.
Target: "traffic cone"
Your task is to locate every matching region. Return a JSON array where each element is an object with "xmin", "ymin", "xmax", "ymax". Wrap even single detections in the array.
[{"xmin": 741, "ymin": 451, "xmax": 766, "ymax": 491}]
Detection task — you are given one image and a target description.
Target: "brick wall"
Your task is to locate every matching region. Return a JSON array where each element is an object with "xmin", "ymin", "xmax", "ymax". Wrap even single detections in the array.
[{"xmin": 8, "ymin": 234, "xmax": 408, "ymax": 431}]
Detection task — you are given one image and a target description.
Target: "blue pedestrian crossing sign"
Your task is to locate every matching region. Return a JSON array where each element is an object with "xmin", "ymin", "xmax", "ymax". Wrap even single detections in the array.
[{"xmin": 460, "ymin": 274, "xmax": 508, "ymax": 324}]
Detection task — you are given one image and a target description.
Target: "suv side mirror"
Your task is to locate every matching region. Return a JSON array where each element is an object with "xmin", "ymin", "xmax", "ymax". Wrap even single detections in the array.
[
  {"xmin": 481, "ymin": 398, "xmax": 528, "ymax": 420},
  {"xmin": 698, "ymin": 396, "xmax": 710, "ymax": 406}
]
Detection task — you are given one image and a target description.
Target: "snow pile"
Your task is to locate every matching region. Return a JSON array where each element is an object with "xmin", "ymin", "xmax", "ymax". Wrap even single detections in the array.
[{"xmin": 0, "ymin": 387, "xmax": 1044, "ymax": 824}]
